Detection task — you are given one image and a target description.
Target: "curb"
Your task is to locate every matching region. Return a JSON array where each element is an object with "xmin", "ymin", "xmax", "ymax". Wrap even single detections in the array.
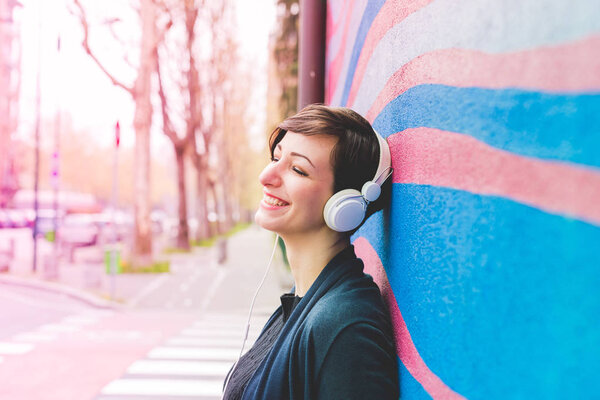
[{"xmin": 0, "ymin": 274, "xmax": 122, "ymax": 310}]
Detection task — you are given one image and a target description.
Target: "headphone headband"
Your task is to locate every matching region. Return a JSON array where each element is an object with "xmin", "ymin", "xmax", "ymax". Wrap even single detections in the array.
[
  {"xmin": 373, "ymin": 130, "xmax": 392, "ymax": 186},
  {"xmin": 323, "ymin": 128, "xmax": 393, "ymax": 232}
]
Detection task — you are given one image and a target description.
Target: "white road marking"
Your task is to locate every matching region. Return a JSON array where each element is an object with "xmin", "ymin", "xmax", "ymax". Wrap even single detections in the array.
[
  {"xmin": 39, "ymin": 324, "xmax": 80, "ymax": 333},
  {"xmin": 166, "ymin": 337, "xmax": 253, "ymax": 347},
  {"xmin": 12, "ymin": 332, "xmax": 56, "ymax": 342},
  {"xmin": 0, "ymin": 342, "xmax": 34, "ymax": 355},
  {"xmin": 127, "ymin": 360, "xmax": 233, "ymax": 376},
  {"xmin": 61, "ymin": 315, "xmax": 98, "ymax": 325},
  {"xmin": 199, "ymin": 268, "xmax": 227, "ymax": 312},
  {"xmin": 86, "ymin": 310, "xmax": 115, "ymax": 318},
  {"xmin": 101, "ymin": 378, "xmax": 223, "ymax": 396},
  {"xmin": 180, "ymin": 328, "xmax": 245, "ymax": 337},
  {"xmin": 0, "ymin": 356, "xmax": 4, "ymax": 363},
  {"xmin": 128, "ymin": 273, "xmax": 171, "ymax": 307},
  {"xmin": 147, "ymin": 346, "xmax": 239, "ymax": 361},
  {"xmin": 193, "ymin": 320, "xmax": 254, "ymax": 328}
]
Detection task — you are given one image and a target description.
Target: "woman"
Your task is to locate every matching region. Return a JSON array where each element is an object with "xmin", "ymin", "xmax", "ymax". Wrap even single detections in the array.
[{"xmin": 224, "ymin": 104, "xmax": 398, "ymax": 399}]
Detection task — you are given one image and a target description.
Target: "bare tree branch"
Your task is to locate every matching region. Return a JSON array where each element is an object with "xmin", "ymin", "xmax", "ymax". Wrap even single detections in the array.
[
  {"xmin": 155, "ymin": 48, "xmax": 182, "ymax": 147},
  {"xmin": 72, "ymin": 0, "xmax": 133, "ymax": 93}
]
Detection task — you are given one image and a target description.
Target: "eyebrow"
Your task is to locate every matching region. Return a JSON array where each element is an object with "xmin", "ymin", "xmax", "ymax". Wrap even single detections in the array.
[{"xmin": 276, "ymin": 144, "xmax": 315, "ymax": 168}]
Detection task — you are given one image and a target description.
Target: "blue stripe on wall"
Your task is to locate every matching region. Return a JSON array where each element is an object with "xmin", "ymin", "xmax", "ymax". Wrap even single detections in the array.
[
  {"xmin": 357, "ymin": 183, "xmax": 600, "ymax": 399},
  {"xmin": 372, "ymin": 85, "xmax": 600, "ymax": 168},
  {"xmin": 398, "ymin": 357, "xmax": 432, "ymax": 399},
  {"xmin": 338, "ymin": 0, "xmax": 386, "ymax": 107}
]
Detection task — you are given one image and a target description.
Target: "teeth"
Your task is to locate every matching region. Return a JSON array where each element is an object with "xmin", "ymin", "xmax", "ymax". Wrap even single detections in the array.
[{"xmin": 264, "ymin": 194, "xmax": 288, "ymax": 207}]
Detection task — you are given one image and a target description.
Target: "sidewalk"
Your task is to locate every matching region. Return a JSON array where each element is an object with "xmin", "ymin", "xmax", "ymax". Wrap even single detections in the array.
[{"xmin": 0, "ymin": 225, "xmax": 291, "ymax": 312}]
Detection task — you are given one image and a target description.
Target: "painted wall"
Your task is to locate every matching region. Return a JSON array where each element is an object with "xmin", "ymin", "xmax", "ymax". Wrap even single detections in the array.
[{"xmin": 325, "ymin": 1, "xmax": 600, "ymax": 398}]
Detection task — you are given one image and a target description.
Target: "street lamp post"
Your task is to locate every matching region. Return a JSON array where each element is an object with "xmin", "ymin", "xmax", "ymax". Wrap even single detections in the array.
[
  {"xmin": 32, "ymin": 0, "xmax": 42, "ymax": 273},
  {"xmin": 51, "ymin": 32, "xmax": 61, "ymax": 278},
  {"xmin": 109, "ymin": 121, "xmax": 120, "ymax": 300}
]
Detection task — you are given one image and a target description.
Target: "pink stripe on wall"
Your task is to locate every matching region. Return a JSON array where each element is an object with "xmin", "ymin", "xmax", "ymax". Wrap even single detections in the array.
[
  {"xmin": 326, "ymin": 2, "xmax": 355, "ymax": 104},
  {"xmin": 388, "ymin": 128, "xmax": 600, "ymax": 226},
  {"xmin": 365, "ymin": 36, "xmax": 600, "ymax": 122},
  {"xmin": 354, "ymin": 237, "xmax": 466, "ymax": 400},
  {"xmin": 326, "ymin": 1, "xmax": 349, "ymax": 43},
  {"xmin": 345, "ymin": 0, "xmax": 434, "ymax": 107}
]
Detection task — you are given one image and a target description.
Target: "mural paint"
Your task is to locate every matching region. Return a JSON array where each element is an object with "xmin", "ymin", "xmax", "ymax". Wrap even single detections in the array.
[{"xmin": 325, "ymin": 0, "xmax": 600, "ymax": 398}]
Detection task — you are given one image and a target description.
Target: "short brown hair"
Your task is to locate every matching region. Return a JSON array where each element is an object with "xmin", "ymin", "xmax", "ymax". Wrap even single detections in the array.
[{"xmin": 269, "ymin": 104, "xmax": 391, "ymax": 232}]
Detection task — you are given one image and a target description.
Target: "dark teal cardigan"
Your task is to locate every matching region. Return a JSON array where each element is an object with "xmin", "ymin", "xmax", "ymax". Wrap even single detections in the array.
[{"xmin": 242, "ymin": 246, "xmax": 399, "ymax": 399}]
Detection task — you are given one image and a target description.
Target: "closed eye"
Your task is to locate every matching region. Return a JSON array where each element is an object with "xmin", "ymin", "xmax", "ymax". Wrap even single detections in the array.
[{"xmin": 293, "ymin": 167, "xmax": 308, "ymax": 177}]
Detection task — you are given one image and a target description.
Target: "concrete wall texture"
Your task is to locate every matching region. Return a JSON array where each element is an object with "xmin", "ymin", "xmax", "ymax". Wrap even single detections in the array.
[{"xmin": 324, "ymin": 0, "xmax": 600, "ymax": 398}]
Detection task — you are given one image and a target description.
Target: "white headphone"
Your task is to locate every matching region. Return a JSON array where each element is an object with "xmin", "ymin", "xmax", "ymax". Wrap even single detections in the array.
[{"xmin": 323, "ymin": 130, "xmax": 393, "ymax": 232}]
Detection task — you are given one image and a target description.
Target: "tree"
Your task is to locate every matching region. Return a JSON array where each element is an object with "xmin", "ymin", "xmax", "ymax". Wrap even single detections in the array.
[
  {"xmin": 153, "ymin": 0, "xmax": 204, "ymax": 250},
  {"xmin": 188, "ymin": 0, "xmax": 232, "ymax": 240},
  {"xmin": 273, "ymin": 0, "xmax": 299, "ymax": 119},
  {"xmin": 73, "ymin": 0, "xmax": 170, "ymax": 267}
]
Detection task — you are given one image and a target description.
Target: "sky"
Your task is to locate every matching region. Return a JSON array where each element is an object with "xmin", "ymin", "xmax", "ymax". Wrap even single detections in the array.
[{"xmin": 14, "ymin": 0, "xmax": 276, "ymax": 153}]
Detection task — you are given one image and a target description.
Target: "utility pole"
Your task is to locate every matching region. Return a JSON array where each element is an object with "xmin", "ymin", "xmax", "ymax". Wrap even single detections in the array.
[
  {"xmin": 32, "ymin": 0, "xmax": 42, "ymax": 273},
  {"xmin": 110, "ymin": 121, "xmax": 120, "ymax": 299},
  {"xmin": 51, "ymin": 30, "xmax": 61, "ymax": 277}
]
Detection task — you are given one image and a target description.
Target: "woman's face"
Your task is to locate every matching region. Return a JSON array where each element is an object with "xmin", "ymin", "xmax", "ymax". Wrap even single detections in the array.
[{"xmin": 255, "ymin": 131, "xmax": 337, "ymax": 236}]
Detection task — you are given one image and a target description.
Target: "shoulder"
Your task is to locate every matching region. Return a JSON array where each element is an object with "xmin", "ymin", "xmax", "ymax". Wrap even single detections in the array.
[
  {"xmin": 297, "ymin": 275, "xmax": 398, "ymax": 394},
  {"xmin": 300, "ymin": 267, "xmax": 391, "ymax": 350}
]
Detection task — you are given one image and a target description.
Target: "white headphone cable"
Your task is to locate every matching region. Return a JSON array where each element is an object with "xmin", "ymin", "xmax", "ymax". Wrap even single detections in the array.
[{"xmin": 221, "ymin": 233, "xmax": 280, "ymax": 398}]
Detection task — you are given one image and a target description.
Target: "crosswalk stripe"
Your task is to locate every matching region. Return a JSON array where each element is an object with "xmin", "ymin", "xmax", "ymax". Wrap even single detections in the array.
[
  {"xmin": 61, "ymin": 315, "xmax": 98, "ymax": 325},
  {"xmin": 148, "ymin": 347, "xmax": 239, "ymax": 361},
  {"xmin": 180, "ymin": 327, "xmax": 261, "ymax": 337},
  {"xmin": 0, "ymin": 342, "xmax": 34, "ymax": 355},
  {"xmin": 101, "ymin": 378, "xmax": 223, "ymax": 396},
  {"xmin": 166, "ymin": 337, "xmax": 253, "ymax": 347},
  {"xmin": 192, "ymin": 319, "xmax": 268, "ymax": 328},
  {"xmin": 127, "ymin": 360, "xmax": 233, "ymax": 376},
  {"xmin": 39, "ymin": 323, "xmax": 80, "ymax": 333},
  {"xmin": 97, "ymin": 314, "xmax": 273, "ymax": 397},
  {"xmin": 12, "ymin": 332, "xmax": 56, "ymax": 342}
]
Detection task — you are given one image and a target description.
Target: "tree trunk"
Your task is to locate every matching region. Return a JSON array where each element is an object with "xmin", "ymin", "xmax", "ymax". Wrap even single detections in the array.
[
  {"xmin": 174, "ymin": 144, "xmax": 190, "ymax": 250},
  {"xmin": 131, "ymin": 0, "xmax": 157, "ymax": 268},
  {"xmin": 195, "ymin": 155, "xmax": 211, "ymax": 241}
]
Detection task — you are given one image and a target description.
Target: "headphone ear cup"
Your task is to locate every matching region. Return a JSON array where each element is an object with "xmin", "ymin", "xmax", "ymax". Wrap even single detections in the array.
[
  {"xmin": 323, "ymin": 189, "xmax": 366, "ymax": 232},
  {"xmin": 361, "ymin": 181, "xmax": 381, "ymax": 202}
]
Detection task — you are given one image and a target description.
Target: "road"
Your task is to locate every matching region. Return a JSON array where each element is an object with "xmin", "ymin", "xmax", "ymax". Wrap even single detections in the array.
[
  {"xmin": 0, "ymin": 227, "xmax": 285, "ymax": 399},
  {"xmin": 0, "ymin": 284, "xmax": 271, "ymax": 400}
]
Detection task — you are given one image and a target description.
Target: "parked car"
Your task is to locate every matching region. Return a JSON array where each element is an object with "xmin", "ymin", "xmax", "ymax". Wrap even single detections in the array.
[
  {"xmin": 58, "ymin": 213, "xmax": 111, "ymax": 262},
  {"xmin": 6, "ymin": 209, "xmax": 28, "ymax": 228},
  {"xmin": 0, "ymin": 209, "xmax": 11, "ymax": 228},
  {"xmin": 0, "ymin": 209, "xmax": 28, "ymax": 228}
]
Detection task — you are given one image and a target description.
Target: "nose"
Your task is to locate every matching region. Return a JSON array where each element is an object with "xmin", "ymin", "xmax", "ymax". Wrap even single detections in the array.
[{"xmin": 259, "ymin": 160, "xmax": 282, "ymax": 187}]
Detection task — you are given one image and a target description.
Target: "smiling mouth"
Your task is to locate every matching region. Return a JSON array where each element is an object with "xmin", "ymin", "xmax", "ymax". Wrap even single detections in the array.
[{"xmin": 263, "ymin": 193, "xmax": 289, "ymax": 207}]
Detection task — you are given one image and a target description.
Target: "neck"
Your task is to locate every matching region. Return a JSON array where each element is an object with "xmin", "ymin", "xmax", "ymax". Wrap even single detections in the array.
[{"xmin": 281, "ymin": 229, "xmax": 350, "ymax": 297}]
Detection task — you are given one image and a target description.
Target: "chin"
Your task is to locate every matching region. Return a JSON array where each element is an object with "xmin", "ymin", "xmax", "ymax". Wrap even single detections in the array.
[{"xmin": 254, "ymin": 209, "xmax": 279, "ymax": 232}]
